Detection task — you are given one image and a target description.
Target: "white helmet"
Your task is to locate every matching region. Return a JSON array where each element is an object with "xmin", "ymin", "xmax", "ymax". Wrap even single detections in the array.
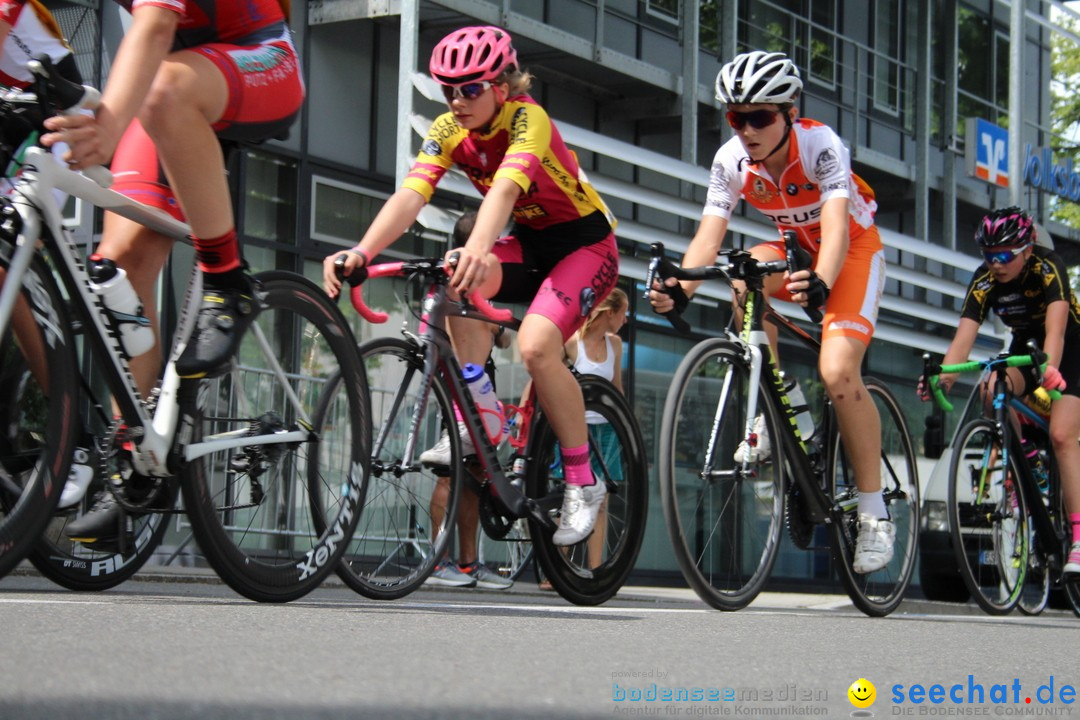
[{"xmin": 715, "ymin": 51, "xmax": 803, "ymax": 104}]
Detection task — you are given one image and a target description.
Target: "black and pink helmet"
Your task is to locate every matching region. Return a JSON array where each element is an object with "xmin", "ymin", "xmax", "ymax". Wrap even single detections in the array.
[
  {"xmin": 429, "ymin": 26, "xmax": 518, "ymax": 85},
  {"xmin": 974, "ymin": 207, "xmax": 1036, "ymax": 248}
]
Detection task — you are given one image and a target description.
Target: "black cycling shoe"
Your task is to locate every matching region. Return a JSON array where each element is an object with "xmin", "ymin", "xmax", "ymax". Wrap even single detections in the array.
[
  {"xmin": 176, "ymin": 276, "xmax": 260, "ymax": 379},
  {"xmin": 64, "ymin": 490, "xmax": 130, "ymax": 545}
]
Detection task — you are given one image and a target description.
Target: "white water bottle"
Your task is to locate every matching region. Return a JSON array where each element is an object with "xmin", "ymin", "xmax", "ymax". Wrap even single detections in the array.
[
  {"xmin": 463, "ymin": 362, "xmax": 504, "ymax": 444},
  {"xmin": 783, "ymin": 374, "xmax": 816, "ymax": 441},
  {"xmin": 88, "ymin": 254, "xmax": 154, "ymax": 358}
]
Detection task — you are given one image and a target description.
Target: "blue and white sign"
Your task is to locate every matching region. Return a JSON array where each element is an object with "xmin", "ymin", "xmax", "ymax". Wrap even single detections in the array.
[{"xmin": 965, "ymin": 118, "xmax": 1009, "ymax": 188}]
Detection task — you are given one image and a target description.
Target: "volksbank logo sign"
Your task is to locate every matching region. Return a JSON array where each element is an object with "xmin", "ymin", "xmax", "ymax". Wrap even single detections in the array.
[
  {"xmin": 965, "ymin": 118, "xmax": 1009, "ymax": 187},
  {"xmin": 964, "ymin": 117, "xmax": 1080, "ymax": 203},
  {"xmin": 1024, "ymin": 145, "xmax": 1080, "ymax": 202}
]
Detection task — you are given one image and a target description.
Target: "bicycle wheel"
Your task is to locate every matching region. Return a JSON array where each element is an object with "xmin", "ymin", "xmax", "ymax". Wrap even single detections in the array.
[
  {"xmin": 28, "ymin": 425, "xmax": 180, "ymax": 591},
  {"xmin": 477, "ymin": 518, "xmax": 533, "ymax": 582},
  {"xmin": 829, "ymin": 378, "xmax": 919, "ymax": 617},
  {"xmin": 946, "ymin": 419, "xmax": 1027, "ymax": 615},
  {"xmin": 325, "ymin": 336, "xmax": 462, "ymax": 600},
  {"xmin": 180, "ymin": 271, "xmax": 369, "ymax": 603},
  {"xmin": 658, "ymin": 338, "xmax": 784, "ymax": 611},
  {"xmin": 1018, "ymin": 536, "xmax": 1049, "ymax": 616},
  {"xmin": 0, "ymin": 256, "xmax": 79, "ymax": 579},
  {"xmin": 528, "ymin": 375, "xmax": 647, "ymax": 606}
]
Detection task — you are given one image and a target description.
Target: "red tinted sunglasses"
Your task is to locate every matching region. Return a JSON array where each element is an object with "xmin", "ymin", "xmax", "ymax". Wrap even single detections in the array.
[{"xmin": 726, "ymin": 108, "xmax": 784, "ymax": 130}]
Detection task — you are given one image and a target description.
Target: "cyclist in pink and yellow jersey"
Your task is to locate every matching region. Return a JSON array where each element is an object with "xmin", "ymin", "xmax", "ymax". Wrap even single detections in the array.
[
  {"xmin": 649, "ymin": 50, "xmax": 893, "ymax": 573},
  {"xmin": 40, "ymin": 0, "xmax": 303, "ymax": 546},
  {"xmin": 325, "ymin": 26, "xmax": 619, "ymax": 546}
]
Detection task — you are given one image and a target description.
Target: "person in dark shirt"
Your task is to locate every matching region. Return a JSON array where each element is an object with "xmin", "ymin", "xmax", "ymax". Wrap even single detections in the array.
[{"xmin": 924, "ymin": 207, "xmax": 1080, "ymax": 574}]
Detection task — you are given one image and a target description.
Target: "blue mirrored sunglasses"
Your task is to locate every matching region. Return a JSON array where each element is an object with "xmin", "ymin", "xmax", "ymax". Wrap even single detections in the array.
[
  {"xmin": 983, "ymin": 243, "xmax": 1031, "ymax": 265},
  {"xmin": 441, "ymin": 81, "xmax": 492, "ymax": 102}
]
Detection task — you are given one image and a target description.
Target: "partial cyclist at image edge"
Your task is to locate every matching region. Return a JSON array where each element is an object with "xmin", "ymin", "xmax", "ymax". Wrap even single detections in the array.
[
  {"xmin": 648, "ymin": 49, "xmax": 893, "ymax": 574},
  {"xmin": 920, "ymin": 207, "xmax": 1080, "ymax": 575},
  {"xmin": 325, "ymin": 25, "xmax": 620, "ymax": 548},
  {"xmin": 39, "ymin": 0, "xmax": 304, "ymax": 546}
]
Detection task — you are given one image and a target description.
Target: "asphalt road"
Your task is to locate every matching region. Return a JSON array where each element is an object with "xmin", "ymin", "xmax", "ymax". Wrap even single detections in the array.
[{"xmin": 2, "ymin": 568, "xmax": 1079, "ymax": 720}]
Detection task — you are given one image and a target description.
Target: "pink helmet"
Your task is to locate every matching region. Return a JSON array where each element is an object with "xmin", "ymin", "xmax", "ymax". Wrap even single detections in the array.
[{"xmin": 429, "ymin": 26, "xmax": 518, "ymax": 85}]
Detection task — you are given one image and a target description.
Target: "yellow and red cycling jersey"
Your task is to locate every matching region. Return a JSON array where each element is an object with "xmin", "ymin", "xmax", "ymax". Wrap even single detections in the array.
[
  {"xmin": 403, "ymin": 95, "xmax": 615, "ymax": 232},
  {"xmin": 704, "ymin": 118, "xmax": 877, "ymax": 255}
]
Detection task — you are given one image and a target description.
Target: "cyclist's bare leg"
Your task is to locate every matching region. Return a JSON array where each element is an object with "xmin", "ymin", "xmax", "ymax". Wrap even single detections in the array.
[
  {"xmin": 819, "ymin": 335, "xmax": 881, "ymax": 493},
  {"xmin": 96, "ymin": 213, "xmax": 175, "ymax": 398},
  {"xmin": 138, "ymin": 52, "xmax": 232, "ymax": 239},
  {"xmin": 429, "ymin": 473, "xmax": 480, "ymax": 564},
  {"xmin": 518, "ymin": 313, "xmax": 587, "ymax": 449},
  {"xmin": 1048, "ymin": 394, "xmax": 1080, "ymax": 528},
  {"xmin": 1, "ymin": 277, "xmax": 48, "ymax": 390}
]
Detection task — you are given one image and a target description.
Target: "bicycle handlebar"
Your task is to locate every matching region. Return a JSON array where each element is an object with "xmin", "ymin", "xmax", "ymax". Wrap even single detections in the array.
[
  {"xmin": 644, "ymin": 229, "xmax": 816, "ymax": 334},
  {"xmin": 22, "ymin": 56, "xmax": 113, "ymax": 188},
  {"xmin": 921, "ymin": 342, "xmax": 1062, "ymax": 413},
  {"xmin": 333, "ymin": 253, "xmax": 514, "ymax": 325}
]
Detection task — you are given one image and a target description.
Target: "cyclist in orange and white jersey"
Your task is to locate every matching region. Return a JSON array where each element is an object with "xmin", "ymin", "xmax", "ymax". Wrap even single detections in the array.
[
  {"xmin": 649, "ymin": 50, "xmax": 893, "ymax": 574},
  {"xmin": 325, "ymin": 26, "xmax": 619, "ymax": 546}
]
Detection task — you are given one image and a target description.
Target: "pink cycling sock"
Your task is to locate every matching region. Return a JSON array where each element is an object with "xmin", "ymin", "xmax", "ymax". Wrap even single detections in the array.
[
  {"xmin": 561, "ymin": 443, "xmax": 593, "ymax": 486},
  {"xmin": 194, "ymin": 229, "xmax": 241, "ymax": 274},
  {"xmin": 1071, "ymin": 514, "xmax": 1080, "ymax": 545}
]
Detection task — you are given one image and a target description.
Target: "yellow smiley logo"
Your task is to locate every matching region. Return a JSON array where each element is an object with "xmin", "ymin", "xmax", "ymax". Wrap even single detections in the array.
[{"xmin": 848, "ymin": 678, "xmax": 876, "ymax": 708}]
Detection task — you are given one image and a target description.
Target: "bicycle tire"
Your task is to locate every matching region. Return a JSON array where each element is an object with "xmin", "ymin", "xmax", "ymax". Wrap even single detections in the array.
[
  {"xmin": 477, "ymin": 518, "xmax": 533, "ymax": 581},
  {"xmin": 947, "ymin": 418, "xmax": 1027, "ymax": 615},
  {"xmin": 1065, "ymin": 578, "xmax": 1080, "ymax": 619},
  {"xmin": 180, "ymin": 271, "xmax": 369, "ymax": 603},
  {"xmin": 528, "ymin": 374, "xmax": 647, "ymax": 606},
  {"xmin": 320, "ymin": 336, "xmax": 462, "ymax": 600},
  {"xmin": 0, "ymin": 255, "xmax": 79, "ymax": 579},
  {"xmin": 658, "ymin": 338, "xmax": 784, "ymax": 611},
  {"xmin": 1017, "ymin": 541, "xmax": 1049, "ymax": 616},
  {"xmin": 29, "ymin": 476, "xmax": 179, "ymax": 591},
  {"xmin": 828, "ymin": 378, "xmax": 919, "ymax": 617}
]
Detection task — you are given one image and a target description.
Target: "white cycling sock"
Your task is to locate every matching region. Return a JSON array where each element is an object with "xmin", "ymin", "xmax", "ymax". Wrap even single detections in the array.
[{"xmin": 857, "ymin": 490, "xmax": 889, "ymax": 520}]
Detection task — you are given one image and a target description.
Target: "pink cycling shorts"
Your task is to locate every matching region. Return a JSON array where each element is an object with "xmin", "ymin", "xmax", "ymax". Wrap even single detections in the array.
[{"xmin": 490, "ymin": 232, "xmax": 619, "ymax": 341}]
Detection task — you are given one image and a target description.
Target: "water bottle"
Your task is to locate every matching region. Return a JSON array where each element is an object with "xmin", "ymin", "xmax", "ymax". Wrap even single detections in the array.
[
  {"xmin": 463, "ymin": 363, "xmax": 504, "ymax": 444},
  {"xmin": 782, "ymin": 373, "xmax": 815, "ymax": 441},
  {"xmin": 87, "ymin": 254, "xmax": 153, "ymax": 358},
  {"xmin": 1023, "ymin": 439, "xmax": 1051, "ymax": 499}
]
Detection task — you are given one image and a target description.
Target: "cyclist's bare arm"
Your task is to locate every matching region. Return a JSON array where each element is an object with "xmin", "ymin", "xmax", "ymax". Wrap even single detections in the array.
[
  {"xmin": 937, "ymin": 318, "xmax": 980, "ymax": 394},
  {"xmin": 451, "ymin": 177, "xmax": 521, "ymax": 295},
  {"xmin": 786, "ymin": 196, "xmax": 848, "ymax": 303},
  {"xmin": 1043, "ymin": 300, "xmax": 1068, "ymax": 371}
]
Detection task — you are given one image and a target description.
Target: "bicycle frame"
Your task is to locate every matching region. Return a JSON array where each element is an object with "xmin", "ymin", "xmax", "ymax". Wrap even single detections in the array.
[
  {"xmin": 733, "ymin": 274, "xmax": 846, "ymax": 524},
  {"xmin": 0, "ymin": 146, "xmax": 311, "ymax": 478},
  {"xmin": 355, "ymin": 260, "xmax": 556, "ymax": 527},
  {"xmin": 928, "ymin": 353, "xmax": 1067, "ymax": 567},
  {"xmin": 984, "ymin": 370, "xmax": 1064, "ymax": 562}
]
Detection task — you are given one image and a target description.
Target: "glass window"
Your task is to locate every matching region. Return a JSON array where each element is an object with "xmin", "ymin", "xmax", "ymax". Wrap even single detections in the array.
[
  {"xmin": 311, "ymin": 176, "xmax": 388, "ymax": 247},
  {"xmin": 646, "ymin": 0, "xmax": 678, "ymax": 23},
  {"xmin": 873, "ymin": 0, "xmax": 902, "ymax": 114},
  {"xmin": 807, "ymin": 0, "xmax": 837, "ymax": 88},
  {"xmin": 242, "ymin": 151, "xmax": 298, "ymax": 243}
]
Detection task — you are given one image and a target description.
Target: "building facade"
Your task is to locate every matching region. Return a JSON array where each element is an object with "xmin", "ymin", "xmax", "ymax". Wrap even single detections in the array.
[{"xmin": 47, "ymin": 0, "xmax": 1080, "ymax": 589}]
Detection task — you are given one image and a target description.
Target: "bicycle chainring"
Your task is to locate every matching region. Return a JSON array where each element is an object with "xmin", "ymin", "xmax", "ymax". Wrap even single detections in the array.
[
  {"xmin": 785, "ymin": 482, "xmax": 814, "ymax": 550},
  {"xmin": 99, "ymin": 420, "xmax": 174, "ymax": 513},
  {"xmin": 478, "ymin": 487, "xmax": 514, "ymax": 540}
]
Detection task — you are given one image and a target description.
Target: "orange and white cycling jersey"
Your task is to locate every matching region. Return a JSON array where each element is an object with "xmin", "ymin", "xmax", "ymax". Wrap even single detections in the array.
[
  {"xmin": 0, "ymin": 0, "xmax": 71, "ymax": 88},
  {"xmin": 704, "ymin": 118, "xmax": 877, "ymax": 255},
  {"xmin": 705, "ymin": 119, "xmax": 885, "ymax": 345},
  {"xmin": 403, "ymin": 95, "xmax": 615, "ymax": 232}
]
